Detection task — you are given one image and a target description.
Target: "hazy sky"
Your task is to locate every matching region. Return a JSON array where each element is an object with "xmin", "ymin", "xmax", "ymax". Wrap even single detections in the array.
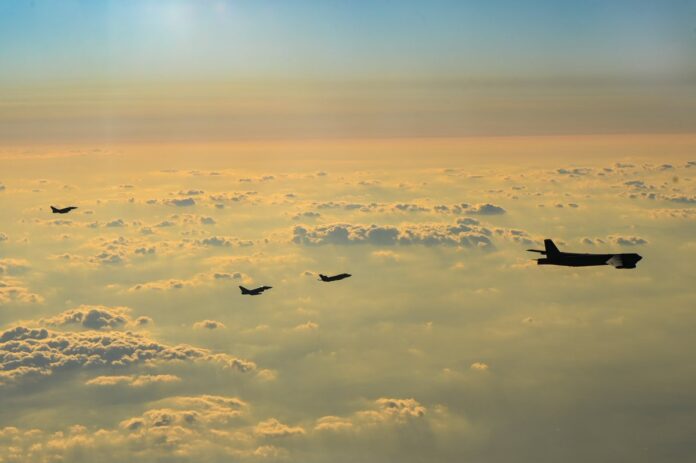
[
  {"xmin": 1, "ymin": 0, "xmax": 695, "ymax": 142},
  {"xmin": 1, "ymin": 0, "xmax": 694, "ymax": 82}
]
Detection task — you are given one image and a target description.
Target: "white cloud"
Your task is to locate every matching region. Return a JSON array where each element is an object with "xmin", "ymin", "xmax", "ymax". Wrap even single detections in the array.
[
  {"xmin": 42, "ymin": 305, "xmax": 135, "ymax": 330},
  {"xmin": 292, "ymin": 220, "xmax": 494, "ymax": 248},
  {"xmin": 86, "ymin": 374, "xmax": 181, "ymax": 387},
  {"xmin": 0, "ymin": 326, "xmax": 255, "ymax": 386},
  {"xmin": 0, "ymin": 279, "xmax": 44, "ymax": 304},
  {"xmin": 193, "ymin": 320, "xmax": 226, "ymax": 330},
  {"xmin": 254, "ymin": 418, "xmax": 305, "ymax": 438}
]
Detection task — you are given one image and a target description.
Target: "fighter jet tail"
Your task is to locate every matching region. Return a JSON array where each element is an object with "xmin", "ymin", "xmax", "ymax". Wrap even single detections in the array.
[
  {"xmin": 239, "ymin": 286, "xmax": 250, "ymax": 294},
  {"xmin": 50, "ymin": 206, "xmax": 59, "ymax": 213},
  {"xmin": 319, "ymin": 274, "xmax": 328, "ymax": 281}
]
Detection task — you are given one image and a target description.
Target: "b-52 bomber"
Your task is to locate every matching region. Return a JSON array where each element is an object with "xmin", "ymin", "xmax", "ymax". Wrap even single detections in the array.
[
  {"xmin": 528, "ymin": 239, "xmax": 642, "ymax": 269},
  {"xmin": 51, "ymin": 206, "xmax": 78, "ymax": 214},
  {"xmin": 239, "ymin": 285, "xmax": 272, "ymax": 296},
  {"xmin": 319, "ymin": 273, "xmax": 352, "ymax": 282}
]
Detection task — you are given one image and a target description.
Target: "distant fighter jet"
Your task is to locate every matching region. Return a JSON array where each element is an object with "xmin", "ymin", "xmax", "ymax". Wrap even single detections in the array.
[
  {"xmin": 239, "ymin": 285, "xmax": 272, "ymax": 296},
  {"xmin": 51, "ymin": 206, "xmax": 78, "ymax": 214},
  {"xmin": 528, "ymin": 239, "xmax": 642, "ymax": 269},
  {"xmin": 319, "ymin": 273, "xmax": 352, "ymax": 282}
]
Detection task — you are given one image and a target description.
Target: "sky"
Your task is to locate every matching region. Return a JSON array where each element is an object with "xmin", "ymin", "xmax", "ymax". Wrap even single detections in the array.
[
  {"xmin": 1, "ymin": 2, "xmax": 696, "ymax": 463},
  {"xmin": 1, "ymin": 0, "xmax": 694, "ymax": 82},
  {"xmin": 1, "ymin": 0, "xmax": 695, "ymax": 142}
]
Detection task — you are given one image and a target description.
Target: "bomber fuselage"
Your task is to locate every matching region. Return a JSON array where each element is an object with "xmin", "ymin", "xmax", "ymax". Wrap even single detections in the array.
[{"xmin": 538, "ymin": 252, "xmax": 642, "ymax": 268}]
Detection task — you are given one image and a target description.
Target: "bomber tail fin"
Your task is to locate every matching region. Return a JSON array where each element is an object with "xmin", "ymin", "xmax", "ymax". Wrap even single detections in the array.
[{"xmin": 544, "ymin": 239, "xmax": 560, "ymax": 256}]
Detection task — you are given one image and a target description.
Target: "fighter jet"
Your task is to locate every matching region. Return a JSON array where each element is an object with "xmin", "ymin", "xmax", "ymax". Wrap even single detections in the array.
[
  {"xmin": 51, "ymin": 206, "xmax": 78, "ymax": 214},
  {"xmin": 527, "ymin": 239, "xmax": 642, "ymax": 269},
  {"xmin": 239, "ymin": 285, "xmax": 272, "ymax": 296},
  {"xmin": 319, "ymin": 273, "xmax": 352, "ymax": 282}
]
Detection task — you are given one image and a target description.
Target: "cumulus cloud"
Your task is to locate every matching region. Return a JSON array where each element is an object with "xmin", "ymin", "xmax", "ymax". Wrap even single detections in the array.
[
  {"xmin": 135, "ymin": 316, "xmax": 153, "ymax": 326},
  {"xmin": 624, "ymin": 180, "xmax": 647, "ymax": 189},
  {"xmin": 313, "ymin": 201, "xmax": 381, "ymax": 212},
  {"xmin": 315, "ymin": 397, "xmax": 427, "ymax": 433},
  {"xmin": 494, "ymin": 228, "xmax": 537, "ymax": 246},
  {"xmin": 86, "ymin": 374, "xmax": 181, "ymax": 387},
  {"xmin": 0, "ymin": 279, "xmax": 44, "ymax": 304},
  {"xmin": 293, "ymin": 321, "xmax": 319, "ymax": 331},
  {"xmin": 213, "ymin": 272, "xmax": 243, "ymax": 280},
  {"xmin": 90, "ymin": 252, "xmax": 125, "ymax": 265},
  {"xmin": 196, "ymin": 236, "xmax": 235, "ymax": 247},
  {"xmin": 392, "ymin": 203, "xmax": 430, "ymax": 213},
  {"xmin": 292, "ymin": 220, "xmax": 494, "ymax": 248},
  {"xmin": 470, "ymin": 362, "xmax": 490, "ymax": 371},
  {"xmin": 42, "ymin": 305, "xmax": 134, "ymax": 330},
  {"xmin": 467, "ymin": 203, "xmax": 506, "ymax": 215},
  {"xmin": 105, "ymin": 219, "xmax": 126, "ymax": 228},
  {"xmin": 0, "ymin": 326, "xmax": 255, "ymax": 386},
  {"xmin": 372, "ymin": 398, "xmax": 427, "ymax": 420},
  {"xmin": 129, "ymin": 278, "xmax": 188, "ymax": 291},
  {"xmin": 292, "ymin": 211, "xmax": 321, "ymax": 220},
  {"xmin": 649, "ymin": 208, "xmax": 696, "ymax": 219},
  {"xmin": 610, "ymin": 236, "xmax": 648, "ymax": 246},
  {"xmin": 582, "ymin": 237, "xmax": 605, "ymax": 245},
  {"xmin": 665, "ymin": 195, "xmax": 696, "ymax": 204},
  {"xmin": 179, "ymin": 189, "xmax": 204, "ymax": 196},
  {"xmin": 0, "ymin": 394, "xmax": 264, "ymax": 461},
  {"xmin": 193, "ymin": 320, "xmax": 226, "ymax": 330},
  {"xmin": 128, "ymin": 271, "xmax": 249, "ymax": 292},
  {"xmin": 0, "ymin": 258, "xmax": 30, "ymax": 275},
  {"xmin": 166, "ymin": 198, "xmax": 196, "ymax": 207},
  {"xmin": 254, "ymin": 418, "xmax": 305, "ymax": 438},
  {"xmin": 122, "ymin": 395, "xmax": 248, "ymax": 431},
  {"xmin": 557, "ymin": 167, "xmax": 591, "ymax": 176},
  {"xmin": 314, "ymin": 416, "xmax": 354, "ymax": 431},
  {"xmin": 0, "ymin": 395, "xmax": 430, "ymax": 462},
  {"xmin": 209, "ymin": 191, "xmax": 256, "ymax": 203}
]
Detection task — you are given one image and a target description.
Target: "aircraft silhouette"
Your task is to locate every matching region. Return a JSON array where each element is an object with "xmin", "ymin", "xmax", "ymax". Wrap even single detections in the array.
[
  {"xmin": 51, "ymin": 206, "xmax": 78, "ymax": 214},
  {"xmin": 239, "ymin": 285, "xmax": 272, "ymax": 296},
  {"xmin": 319, "ymin": 273, "xmax": 352, "ymax": 282},
  {"xmin": 528, "ymin": 239, "xmax": 642, "ymax": 269}
]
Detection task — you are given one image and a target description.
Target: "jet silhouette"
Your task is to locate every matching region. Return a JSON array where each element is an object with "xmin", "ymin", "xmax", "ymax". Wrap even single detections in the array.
[
  {"xmin": 528, "ymin": 239, "xmax": 642, "ymax": 269},
  {"xmin": 51, "ymin": 206, "xmax": 78, "ymax": 214},
  {"xmin": 319, "ymin": 273, "xmax": 352, "ymax": 282},
  {"xmin": 239, "ymin": 285, "xmax": 272, "ymax": 296}
]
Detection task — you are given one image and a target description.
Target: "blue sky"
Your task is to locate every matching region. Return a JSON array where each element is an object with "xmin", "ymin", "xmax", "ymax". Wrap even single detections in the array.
[{"xmin": 1, "ymin": 0, "xmax": 694, "ymax": 83}]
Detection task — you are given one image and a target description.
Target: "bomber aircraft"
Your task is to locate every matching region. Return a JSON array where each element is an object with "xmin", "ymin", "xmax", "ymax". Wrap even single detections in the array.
[{"xmin": 528, "ymin": 239, "xmax": 642, "ymax": 269}]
